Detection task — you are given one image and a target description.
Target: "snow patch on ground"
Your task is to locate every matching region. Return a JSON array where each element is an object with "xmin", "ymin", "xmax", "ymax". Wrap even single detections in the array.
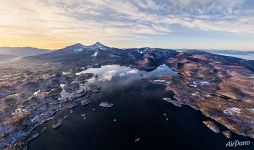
[
  {"xmin": 33, "ymin": 90, "xmax": 41, "ymax": 96},
  {"xmin": 62, "ymin": 72, "xmax": 71, "ymax": 75},
  {"xmin": 247, "ymin": 108, "xmax": 254, "ymax": 113},
  {"xmin": 74, "ymin": 48, "xmax": 84, "ymax": 52},
  {"xmin": 58, "ymin": 84, "xmax": 71, "ymax": 101},
  {"xmin": 152, "ymin": 80, "xmax": 166, "ymax": 83},
  {"xmin": 92, "ymin": 52, "xmax": 98, "ymax": 57},
  {"xmin": 224, "ymin": 107, "xmax": 241, "ymax": 115}
]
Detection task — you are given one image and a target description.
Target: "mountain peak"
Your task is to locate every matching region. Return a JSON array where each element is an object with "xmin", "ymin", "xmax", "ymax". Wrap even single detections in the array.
[
  {"xmin": 90, "ymin": 42, "xmax": 108, "ymax": 50},
  {"xmin": 95, "ymin": 42, "xmax": 103, "ymax": 45},
  {"xmin": 71, "ymin": 43, "xmax": 85, "ymax": 47},
  {"xmin": 62, "ymin": 43, "xmax": 86, "ymax": 50},
  {"xmin": 58, "ymin": 43, "xmax": 86, "ymax": 53},
  {"xmin": 93, "ymin": 42, "xmax": 105, "ymax": 46}
]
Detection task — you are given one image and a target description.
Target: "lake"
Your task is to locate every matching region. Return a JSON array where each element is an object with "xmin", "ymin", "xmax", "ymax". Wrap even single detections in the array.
[
  {"xmin": 29, "ymin": 65, "xmax": 253, "ymax": 150},
  {"xmin": 210, "ymin": 52, "xmax": 254, "ymax": 60}
]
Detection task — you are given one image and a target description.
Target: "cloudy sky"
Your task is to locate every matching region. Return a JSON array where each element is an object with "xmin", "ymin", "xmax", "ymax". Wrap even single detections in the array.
[{"xmin": 0, "ymin": 0, "xmax": 254, "ymax": 50}]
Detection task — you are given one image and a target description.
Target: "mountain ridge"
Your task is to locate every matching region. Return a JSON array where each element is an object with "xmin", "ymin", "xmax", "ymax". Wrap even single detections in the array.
[{"xmin": 0, "ymin": 47, "xmax": 50, "ymax": 57}]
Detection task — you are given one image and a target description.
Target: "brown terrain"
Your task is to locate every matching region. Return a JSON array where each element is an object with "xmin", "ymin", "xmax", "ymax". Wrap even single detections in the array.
[{"xmin": 156, "ymin": 50, "xmax": 254, "ymax": 139}]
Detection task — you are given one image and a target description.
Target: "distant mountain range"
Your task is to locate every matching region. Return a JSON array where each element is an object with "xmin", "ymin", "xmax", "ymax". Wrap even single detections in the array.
[
  {"xmin": 204, "ymin": 50, "xmax": 254, "ymax": 55},
  {"xmin": 0, "ymin": 54, "xmax": 18, "ymax": 63},
  {"xmin": 202, "ymin": 50, "xmax": 254, "ymax": 60},
  {"xmin": 1, "ymin": 43, "xmax": 254, "ymax": 64},
  {"xmin": 0, "ymin": 47, "xmax": 50, "ymax": 64},
  {"xmin": 28, "ymin": 42, "xmax": 178, "ymax": 70}
]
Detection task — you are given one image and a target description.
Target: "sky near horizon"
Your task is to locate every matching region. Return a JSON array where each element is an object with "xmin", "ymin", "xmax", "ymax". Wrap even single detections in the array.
[{"xmin": 0, "ymin": 0, "xmax": 254, "ymax": 50}]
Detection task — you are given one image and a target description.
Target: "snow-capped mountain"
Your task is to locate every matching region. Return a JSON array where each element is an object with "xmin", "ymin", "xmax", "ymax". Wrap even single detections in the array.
[
  {"xmin": 88, "ymin": 42, "xmax": 110, "ymax": 50},
  {"xmin": 27, "ymin": 42, "xmax": 178, "ymax": 70}
]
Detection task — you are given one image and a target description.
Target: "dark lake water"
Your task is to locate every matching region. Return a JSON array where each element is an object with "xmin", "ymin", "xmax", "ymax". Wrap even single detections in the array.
[{"xmin": 29, "ymin": 65, "xmax": 253, "ymax": 150}]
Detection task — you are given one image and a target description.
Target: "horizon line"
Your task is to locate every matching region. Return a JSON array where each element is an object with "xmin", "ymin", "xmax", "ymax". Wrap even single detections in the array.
[{"xmin": 0, "ymin": 42, "xmax": 254, "ymax": 52}]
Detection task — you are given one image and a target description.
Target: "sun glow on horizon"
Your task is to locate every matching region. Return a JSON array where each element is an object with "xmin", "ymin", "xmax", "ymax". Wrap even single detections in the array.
[{"xmin": 0, "ymin": 0, "xmax": 254, "ymax": 50}]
